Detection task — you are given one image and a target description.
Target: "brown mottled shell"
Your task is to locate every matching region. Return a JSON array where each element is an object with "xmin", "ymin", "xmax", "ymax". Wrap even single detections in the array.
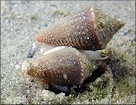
[
  {"xmin": 27, "ymin": 47, "xmax": 96, "ymax": 86},
  {"xmin": 35, "ymin": 7, "xmax": 124, "ymax": 50}
]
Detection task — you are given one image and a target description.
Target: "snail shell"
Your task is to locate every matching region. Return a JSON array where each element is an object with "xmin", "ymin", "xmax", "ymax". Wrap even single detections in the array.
[
  {"xmin": 27, "ymin": 46, "xmax": 98, "ymax": 86},
  {"xmin": 35, "ymin": 7, "xmax": 124, "ymax": 50}
]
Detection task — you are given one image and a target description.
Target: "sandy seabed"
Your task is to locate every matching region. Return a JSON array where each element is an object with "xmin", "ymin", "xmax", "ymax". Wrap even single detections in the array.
[{"xmin": 1, "ymin": 1, "xmax": 135, "ymax": 104}]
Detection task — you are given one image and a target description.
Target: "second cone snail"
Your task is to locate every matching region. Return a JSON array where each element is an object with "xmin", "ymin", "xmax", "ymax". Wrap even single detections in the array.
[
  {"xmin": 26, "ymin": 46, "xmax": 108, "ymax": 93},
  {"xmin": 25, "ymin": 7, "xmax": 124, "ymax": 93},
  {"xmin": 27, "ymin": 47, "xmax": 96, "ymax": 86}
]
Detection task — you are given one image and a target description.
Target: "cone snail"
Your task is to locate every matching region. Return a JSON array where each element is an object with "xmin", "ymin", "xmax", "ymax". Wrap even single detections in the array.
[
  {"xmin": 35, "ymin": 7, "xmax": 124, "ymax": 50},
  {"xmin": 26, "ymin": 7, "xmax": 124, "ymax": 93}
]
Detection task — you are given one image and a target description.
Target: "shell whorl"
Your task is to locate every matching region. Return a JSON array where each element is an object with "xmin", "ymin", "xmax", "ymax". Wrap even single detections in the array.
[
  {"xmin": 35, "ymin": 7, "xmax": 124, "ymax": 50},
  {"xmin": 27, "ymin": 47, "xmax": 96, "ymax": 86}
]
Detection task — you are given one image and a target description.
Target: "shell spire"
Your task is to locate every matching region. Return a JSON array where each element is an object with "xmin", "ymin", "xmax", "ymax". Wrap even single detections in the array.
[
  {"xmin": 27, "ymin": 47, "xmax": 97, "ymax": 86},
  {"xmin": 35, "ymin": 7, "xmax": 124, "ymax": 50}
]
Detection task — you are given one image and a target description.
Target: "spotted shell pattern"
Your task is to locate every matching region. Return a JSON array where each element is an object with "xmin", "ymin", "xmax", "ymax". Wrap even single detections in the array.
[
  {"xmin": 35, "ymin": 7, "xmax": 124, "ymax": 50},
  {"xmin": 27, "ymin": 47, "xmax": 97, "ymax": 86}
]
